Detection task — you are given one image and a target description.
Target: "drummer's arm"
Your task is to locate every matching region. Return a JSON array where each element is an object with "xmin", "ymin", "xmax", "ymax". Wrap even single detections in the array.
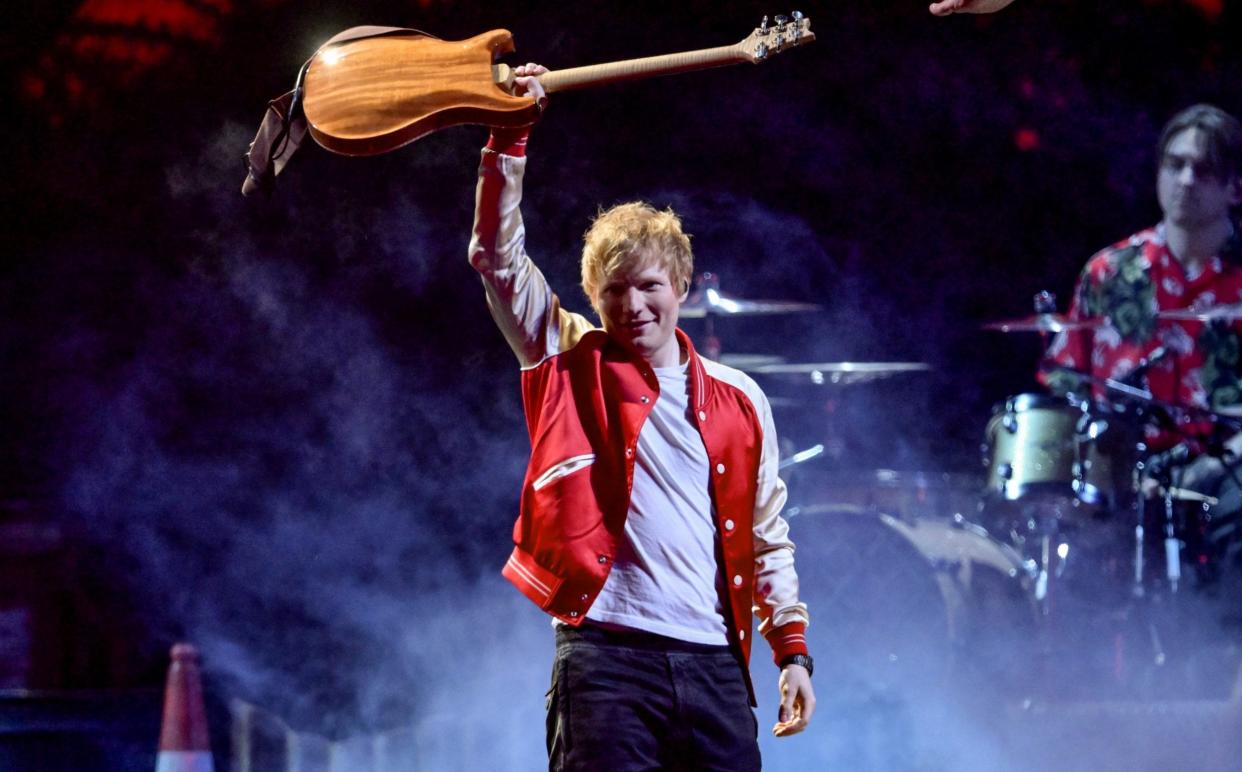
[
  {"xmin": 1171, "ymin": 430, "xmax": 1242, "ymax": 492},
  {"xmin": 1223, "ymin": 432, "xmax": 1242, "ymax": 458}
]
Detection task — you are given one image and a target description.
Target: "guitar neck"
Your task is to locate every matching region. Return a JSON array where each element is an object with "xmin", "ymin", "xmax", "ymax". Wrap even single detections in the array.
[{"xmin": 539, "ymin": 44, "xmax": 747, "ymax": 93}]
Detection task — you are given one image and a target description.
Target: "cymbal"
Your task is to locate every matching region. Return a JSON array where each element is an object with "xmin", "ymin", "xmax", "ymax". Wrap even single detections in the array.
[
  {"xmin": 679, "ymin": 288, "xmax": 821, "ymax": 318},
  {"xmin": 982, "ymin": 313, "xmax": 1101, "ymax": 333},
  {"xmin": 718, "ymin": 353, "xmax": 787, "ymax": 369},
  {"xmin": 1158, "ymin": 305, "xmax": 1242, "ymax": 322},
  {"xmin": 741, "ymin": 361, "xmax": 931, "ymax": 385}
]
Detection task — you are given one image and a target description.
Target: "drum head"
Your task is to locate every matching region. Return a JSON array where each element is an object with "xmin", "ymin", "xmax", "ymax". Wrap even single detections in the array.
[
  {"xmin": 1000, "ymin": 392, "xmax": 1076, "ymax": 413},
  {"xmin": 787, "ymin": 506, "xmax": 1036, "ymax": 693}
]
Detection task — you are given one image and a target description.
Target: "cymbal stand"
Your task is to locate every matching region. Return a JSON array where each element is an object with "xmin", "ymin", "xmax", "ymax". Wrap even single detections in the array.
[
  {"xmin": 1163, "ymin": 483, "xmax": 1182, "ymax": 595},
  {"xmin": 1033, "ymin": 289, "xmax": 1055, "ymax": 352},
  {"xmin": 1132, "ymin": 448, "xmax": 1191, "ymax": 597},
  {"xmin": 1133, "ymin": 479, "xmax": 1147, "ymax": 598},
  {"xmin": 695, "ymin": 272, "xmax": 723, "ymax": 360}
]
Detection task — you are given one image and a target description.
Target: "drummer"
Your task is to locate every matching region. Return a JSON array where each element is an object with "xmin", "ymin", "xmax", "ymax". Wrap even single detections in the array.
[
  {"xmin": 1041, "ymin": 104, "xmax": 1242, "ymax": 570},
  {"xmin": 1042, "ymin": 104, "xmax": 1242, "ymax": 443}
]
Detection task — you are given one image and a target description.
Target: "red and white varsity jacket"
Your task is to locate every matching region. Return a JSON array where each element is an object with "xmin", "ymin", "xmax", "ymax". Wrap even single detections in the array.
[{"xmin": 467, "ymin": 148, "xmax": 810, "ymax": 677}]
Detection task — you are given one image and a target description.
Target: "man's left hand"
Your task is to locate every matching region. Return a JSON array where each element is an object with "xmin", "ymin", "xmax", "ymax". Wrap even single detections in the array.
[{"xmin": 772, "ymin": 665, "xmax": 815, "ymax": 737}]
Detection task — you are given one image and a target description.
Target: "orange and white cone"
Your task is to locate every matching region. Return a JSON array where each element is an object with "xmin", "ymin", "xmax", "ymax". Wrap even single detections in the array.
[{"xmin": 156, "ymin": 643, "xmax": 215, "ymax": 772}]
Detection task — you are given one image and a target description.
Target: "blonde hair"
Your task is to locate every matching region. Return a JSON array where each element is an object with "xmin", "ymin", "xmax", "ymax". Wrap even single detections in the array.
[{"xmin": 580, "ymin": 202, "xmax": 694, "ymax": 304}]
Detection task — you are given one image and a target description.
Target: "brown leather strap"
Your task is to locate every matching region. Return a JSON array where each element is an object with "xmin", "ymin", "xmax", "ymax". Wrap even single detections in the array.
[{"xmin": 240, "ymin": 26, "xmax": 435, "ymax": 196}]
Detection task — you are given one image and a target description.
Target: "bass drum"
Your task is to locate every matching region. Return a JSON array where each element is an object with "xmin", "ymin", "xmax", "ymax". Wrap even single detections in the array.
[
  {"xmin": 783, "ymin": 468, "xmax": 981, "ymax": 522},
  {"xmin": 787, "ymin": 506, "xmax": 1037, "ymax": 693}
]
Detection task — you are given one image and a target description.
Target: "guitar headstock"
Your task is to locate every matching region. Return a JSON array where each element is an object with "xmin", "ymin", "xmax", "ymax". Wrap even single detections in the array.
[{"xmin": 738, "ymin": 11, "xmax": 815, "ymax": 64}]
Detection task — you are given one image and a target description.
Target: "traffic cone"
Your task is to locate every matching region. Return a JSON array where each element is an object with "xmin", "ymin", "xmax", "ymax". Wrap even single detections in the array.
[{"xmin": 156, "ymin": 643, "xmax": 215, "ymax": 772}]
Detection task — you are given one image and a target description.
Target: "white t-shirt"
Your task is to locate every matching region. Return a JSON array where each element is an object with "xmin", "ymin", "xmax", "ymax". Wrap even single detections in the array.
[{"xmin": 585, "ymin": 360, "xmax": 729, "ymax": 645}]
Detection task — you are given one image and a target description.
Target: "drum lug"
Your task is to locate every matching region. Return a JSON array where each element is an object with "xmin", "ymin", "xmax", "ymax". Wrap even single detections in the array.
[
  {"xmin": 998, "ymin": 463, "xmax": 1013, "ymax": 481},
  {"xmin": 1003, "ymin": 415, "xmax": 1018, "ymax": 434}
]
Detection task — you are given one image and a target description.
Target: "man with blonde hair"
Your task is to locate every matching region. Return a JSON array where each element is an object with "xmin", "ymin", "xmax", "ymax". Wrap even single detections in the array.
[
  {"xmin": 467, "ymin": 65, "xmax": 814, "ymax": 771},
  {"xmin": 580, "ymin": 201, "xmax": 694, "ymax": 301}
]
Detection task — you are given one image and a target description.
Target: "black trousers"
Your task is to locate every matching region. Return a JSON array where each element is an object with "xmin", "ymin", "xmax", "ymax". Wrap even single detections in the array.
[{"xmin": 546, "ymin": 623, "xmax": 761, "ymax": 772}]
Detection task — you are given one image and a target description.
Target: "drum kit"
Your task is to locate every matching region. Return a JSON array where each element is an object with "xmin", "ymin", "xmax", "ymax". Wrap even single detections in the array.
[
  {"xmin": 691, "ymin": 274, "xmax": 1242, "ymax": 694},
  {"xmin": 979, "ymin": 294, "xmax": 1242, "ymax": 605}
]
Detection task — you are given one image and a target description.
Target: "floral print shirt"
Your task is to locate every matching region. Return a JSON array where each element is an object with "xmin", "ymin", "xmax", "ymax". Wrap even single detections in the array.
[{"xmin": 1043, "ymin": 223, "xmax": 1242, "ymax": 447}]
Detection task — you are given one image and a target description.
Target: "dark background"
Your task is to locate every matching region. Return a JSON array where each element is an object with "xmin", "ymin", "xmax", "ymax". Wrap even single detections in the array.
[{"xmin": 2, "ymin": 0, "xmax": 1241, "ymax": 767}]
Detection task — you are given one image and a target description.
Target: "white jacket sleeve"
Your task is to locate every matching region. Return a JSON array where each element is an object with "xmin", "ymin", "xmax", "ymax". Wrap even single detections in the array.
[
  {"xmin": 466, "ymin": 149, "xmax": 594, "ymax": 367},
  {"xmin": 751, "ymin": 387, "xmax": 810, "ymax": 639}
]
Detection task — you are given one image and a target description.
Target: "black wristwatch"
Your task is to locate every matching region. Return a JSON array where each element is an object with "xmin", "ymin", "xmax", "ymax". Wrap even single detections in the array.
[{"xmin": 780, "ymin": 654, "xmax": 814, "ymax": 677}]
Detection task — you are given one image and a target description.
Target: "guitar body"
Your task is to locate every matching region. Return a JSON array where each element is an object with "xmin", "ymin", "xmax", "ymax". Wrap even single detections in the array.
[{"xmin": 303, "ymin": 29, "xmax": 539, "ymax": 157}]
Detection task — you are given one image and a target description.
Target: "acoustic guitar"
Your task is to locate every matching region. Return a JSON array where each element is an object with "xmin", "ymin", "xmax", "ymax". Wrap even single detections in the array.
[{"xmin": 302, "ymin": 13, "xmax": 815, "ymax": 157}]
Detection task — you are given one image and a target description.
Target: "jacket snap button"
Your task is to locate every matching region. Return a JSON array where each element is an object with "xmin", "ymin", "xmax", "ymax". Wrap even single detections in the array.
[
  {"xmin": 640, "ymin": 395, "xmax": 650, "ymax": 404},
  {"xmin": 580, "ymin": 594, "xmax": 589, "ymax": 601},
  {"xmin": 598, "ymin": 555, "xmax": 608, "ymax": 564},
  {"xmin": 698, "ymin": 410, "xmax": 707, "ymax": 421},
  {"xmin": 570, "ymin": 611, "xmax": 579, "ymax": 617},
  {"xmin": 625, "ymin": 447, "xmax": 634, "ymax": 458},
  {"xmin": 716, "ymin": 463, "xmax": 726, "ymax": 474},
  {"xmin": 738, "ymin": 629, "xmax": 746, "ymax": 640},
  {"xmin": 724, "ymin": 519, "xmax": 735, "ymax": 531},
  {"xmin": 733, "ymin": 575, "xmax": 743, "ymax": 587}
]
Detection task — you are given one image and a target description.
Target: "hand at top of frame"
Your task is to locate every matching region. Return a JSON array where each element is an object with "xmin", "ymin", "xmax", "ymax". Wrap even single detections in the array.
[
  {"xmin": 772, "ymin": 664, "xmax": 815, "ymax": 737},
  {"xmin": 929, "ymin": 0, "xmax": 1017, "ymax": 15}
]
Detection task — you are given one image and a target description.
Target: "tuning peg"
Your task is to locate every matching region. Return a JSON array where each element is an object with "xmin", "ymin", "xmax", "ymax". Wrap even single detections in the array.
[
  {"xmin": 775, "ymin": 14, "xmax": 789, "ymax": 26},
  {"xmin": 792, "ymin": 10, "xmax": 804, "ymax": 21},
  {"xmin": 759, "ymin": 15, "xmax": 769, "ymax": 32},
  {"xmin": 754, "ymin": 42, "xmax": 769, "ymax": 60}
]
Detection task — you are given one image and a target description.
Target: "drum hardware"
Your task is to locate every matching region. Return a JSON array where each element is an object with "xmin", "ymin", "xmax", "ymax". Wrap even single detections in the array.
[
  {"xmin": 980, "ymin": 372, "xmax": 1224, "ymax": 614},
  {"xmin": 787, "ymin": 505, "xmax": 1038, "ymax": 689},
  {"xmin": 785, "ymin": 468, "xmax": 982, "ymax": 523},
  {"xmin": 717, "ymin": 352, "xmax": 787, "ymax": 370},
  {"xmin": 778, "ymin": 443, "xmax": 825, "ymax": 471},
  {"xmin": 680, "ymin": 272, "xmax": 823, "ymax": 319},
  {"xmin": 1117, "ymin": 344, "xmax": 1170, "ymax": 388},
  {"xmin": 738, "ymin": 360, "xmax": 931, "ymax": 386},
  {"xmin": 1130, "ymin": 450, "xmax": 1189, "ymax": 599},
  {"xmin": 968, "ymin": 293, "xmax": 1242, "ymax": 695},
  {"xmin": 765, "ymin": 395, "xmax": 804, "ymax": 410},
  {"xmin": 981, "ymin": 313, "xmax": 1103, "ymax": 334},
  {"xmin": 983, "ymin": 392, "xmax": 1096, "ymax": 506},
  {"xmin": 681, "ymin": 272, "xmax": 821, "ymax": 359},
  {"xmin": 984, "ymin": 298, "xmax": 1242, "ymax": 331},
  {"xmin": 1164, "ymin": 488, "xmax": 1219, "ymax": 505},
  {"xmin": 1156, "ymin": 303, "xmax": 1242, "ymax": 322},
  {"xmin": 1042, "ymin": 364, "xmax": 1242, "ymax": 431}
]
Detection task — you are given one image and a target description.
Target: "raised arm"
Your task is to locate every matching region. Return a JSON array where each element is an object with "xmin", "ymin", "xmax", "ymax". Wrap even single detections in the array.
[
  {"xmin": 929, "ymin": 0, "xmax": 1017, "ymax": 15},
  {"xmin": 466, "ymin": 65, "xmax": 594, "ymax": 367}
]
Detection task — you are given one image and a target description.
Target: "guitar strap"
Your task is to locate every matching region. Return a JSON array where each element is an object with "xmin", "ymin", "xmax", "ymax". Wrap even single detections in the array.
[{"xmin": 241, "ymin": 26, "xmax": 433, "ymax": 196}]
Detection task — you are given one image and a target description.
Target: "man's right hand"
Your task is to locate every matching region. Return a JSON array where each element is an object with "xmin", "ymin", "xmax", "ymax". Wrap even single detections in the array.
[
  {"xmin": 488, "ymin": 63, "xmax": 548, "ymax": 155},
  {"xmin": 929, "ymin": 0, "xmax": 1016, "ymax": 15},
  {"xmin": 511, "ymin": 63, "xmax": 549, "ymax": 104}
]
